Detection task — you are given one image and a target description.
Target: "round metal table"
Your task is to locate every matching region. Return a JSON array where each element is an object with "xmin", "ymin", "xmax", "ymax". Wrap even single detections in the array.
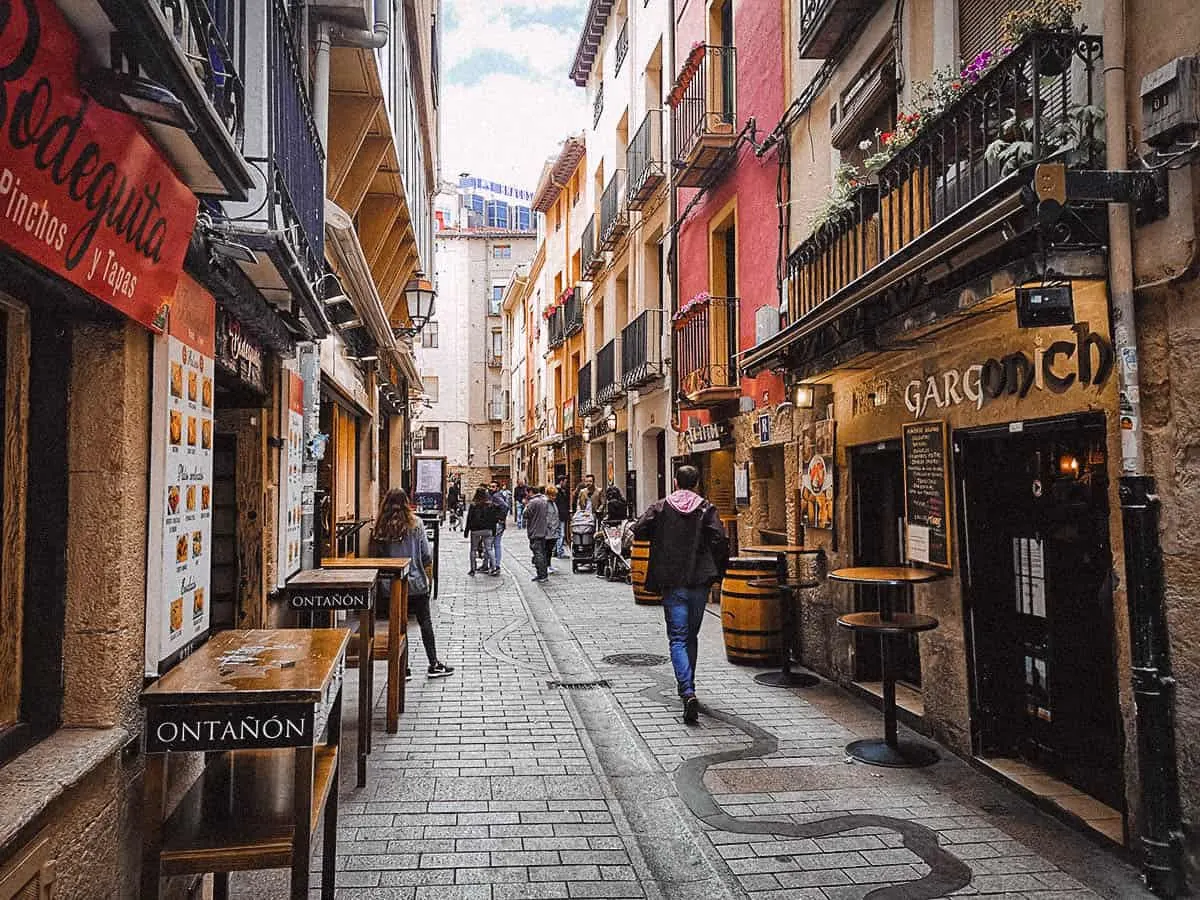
[
  {"xmin": 830, "ymin": 566, "xmax": 945, "ymax": 768},
  {"xmin": 741, "ymin": 545, "xmax": 824, "ymax": 688}
]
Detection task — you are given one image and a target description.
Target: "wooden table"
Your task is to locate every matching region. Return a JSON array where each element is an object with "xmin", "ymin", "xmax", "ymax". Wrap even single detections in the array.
[
  {"xmin": 140, "ymin": 629, "xmax": 349, "ymax": 900},
  {"xmin": 320, "ymin": 557, "xmax": 411, "ymax": 733},
  {"xmin": 287, "ymin": 568, "xmax": 377, "ymax": 787},
  {"xmin": 741, "ymin": 545, "xmax": 824, "ymax": 688},
  {"xmin": 830, "ymin": 566, "xmax": 945, "ymax": 768}
]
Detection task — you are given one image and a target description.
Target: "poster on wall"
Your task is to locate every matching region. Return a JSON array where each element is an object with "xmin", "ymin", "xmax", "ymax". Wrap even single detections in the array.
[
  {"xmin": 280, "ymin": 371, "xmax": 304, "ymax": 581},
  {"xmin": 734, "ymin": 462, "xmax": 750, "ymax": 507},
  {"xmin": 902, "ymin": 420, "xmax": 953, "ymax": 569},
  {"xmin": 414, "ymin": 456, "xmax": 446, "ymax": 513},
  {"xmin": 145, "ymin": 276, "xmax": 216, "ymax": 675},
  {"xmin": 799, "ymin": 420, "xmax": 835, "ymax": 529}
]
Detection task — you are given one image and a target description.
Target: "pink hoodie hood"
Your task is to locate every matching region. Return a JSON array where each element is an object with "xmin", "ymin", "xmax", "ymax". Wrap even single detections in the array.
[{"xmin": 666, "ymin": 489, "xmax": 705, "ymax": 515}]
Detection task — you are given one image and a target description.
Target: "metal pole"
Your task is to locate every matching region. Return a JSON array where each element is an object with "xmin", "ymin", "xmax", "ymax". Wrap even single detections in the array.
[{"xmin": 1102, "ymin": 0, "xmax": 1185, "ymax": 892}]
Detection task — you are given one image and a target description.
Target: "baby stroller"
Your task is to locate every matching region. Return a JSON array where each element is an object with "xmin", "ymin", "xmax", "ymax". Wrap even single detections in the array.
[
  {"xmin": 596, "ymin": 519, "xmax": 634, "ymax": 583},
  {"xmin": 570, "ymin": 509, "xmax": 597, "ymax": 573}
]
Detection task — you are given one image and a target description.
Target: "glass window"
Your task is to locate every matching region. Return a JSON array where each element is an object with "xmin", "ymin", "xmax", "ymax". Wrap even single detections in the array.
[
  {"xmin": 486, "ymin": 200, "xmax": 510, "ymax": 229},
  {"xmin": 493, "ymin": 244, "xmax": 512, "ymax": 259},
  {"xmin": 423, "ymin": 375, "xmax": 439, "ymax": 402},
  {"xmin": 423, "ymin": 426, "xmax": 440, "ymax": 451},
  {"xmin": 421, "ymin": 321, "xmax": 439, "ymax": 348},
  {"xmin": 489, "ymin": 285, "xmax": 504, "ymax": 316},
  {"xmin": 516, "ymin": 207, "xmax": 532, "ymax": 230}
]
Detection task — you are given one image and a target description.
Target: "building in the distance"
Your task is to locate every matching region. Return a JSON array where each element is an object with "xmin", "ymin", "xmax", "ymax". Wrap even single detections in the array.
[{"xmin": 418, "ymin": 179, "xmax": 537, "ymax": 489}]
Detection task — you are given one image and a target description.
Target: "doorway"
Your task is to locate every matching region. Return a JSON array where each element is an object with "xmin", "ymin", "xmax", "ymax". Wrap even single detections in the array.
[
  {"xmin": 655, "ymin": 431, "xmax": 667, "ymax": 499},
  {"xmin": 850, "ymin": 441, "xmax": 920, "ymax": 686},
  {"xmin": 957, "ymin": 413, "xmax": 1122, "ymax": 809},
  {"xmin": 209, "ymin": 433, "xmax": 237, "ymax": 631}
]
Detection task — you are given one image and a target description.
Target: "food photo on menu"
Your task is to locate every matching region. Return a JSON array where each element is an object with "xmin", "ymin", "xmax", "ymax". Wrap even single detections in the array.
[
  {"xmin": 203, "ymin": 377, "xmax": 213, "ymax": 409},
  {"xmin": 170, "ymin": 597, "xmax": 183, "ymax": 636},
  {"xmin": 192, "ymin": 531, "xmax": 203, "ymax": 559},
  {"xmin": 186, "ymin": 485, "xmax": 196, "ymax": 512},
  {"xmin": 176, "ymin": 535, "xmax": 189, "ymax": 565},
  {"xmin": 170, "ymin": 362, "xmax": 183, "ymax": 399},
  {"xmin": 188, "ymin": 370, "xmax": 198, "ymax": 402},
  {"xmin": 169, "ymin": 410, "xmax": 182, "ymax": 445},
  {"xmin": 193, "ymin": 588, "xmax": 205, "ymax": 618},
  {"xmin": 187, "ymin": 416, "xmax": 197, "ymax": 447},
  {"xmin": 202, "ymin": 485, "xmax": 211, "ymax": 511},
  {"xmin": 167, "ymin": 485, "xmax": 180, "ymax": 515},
  {"xmin": 202, "ymin": 419, "xmax": 212, "ymax": 449}
]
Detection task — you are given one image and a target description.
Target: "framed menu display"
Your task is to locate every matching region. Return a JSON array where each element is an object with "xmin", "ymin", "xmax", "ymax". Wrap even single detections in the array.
[
  {"xmin": 279, "ymin": 371, "xmax": 304, "ymax": 580},
  {"xmin": 146, "ymin": 276, "xmax": 216, "ymax": 675},
  {"xmin": 799, "ymin": 420, "xmax": 835, "ymax": 529},
  {"xmin": 414, "ymin": 456, "xmax": 446, "ymax": 513},
  {"xmin": 903, "ymin": 420, "xmax": 953, "ymax": 570}
]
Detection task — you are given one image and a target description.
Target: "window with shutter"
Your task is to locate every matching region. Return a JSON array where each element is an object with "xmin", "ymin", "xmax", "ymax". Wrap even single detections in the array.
[{"xmin": 957, "ymin": 0, "xmax": 1022, "ymax": 64}]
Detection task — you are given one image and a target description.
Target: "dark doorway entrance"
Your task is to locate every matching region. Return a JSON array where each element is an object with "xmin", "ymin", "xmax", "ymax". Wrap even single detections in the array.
[
  {"xmin": 209, "ymin": 433, "xmax": 237, "ymax": 631},
  {"xmin": 655, "ymin": 432, "xmax": 667, "ymax": 499},
  {"xmin": 957, "ymin": 413, "xmax": 1122, "ymax": 809},
  {"xmin": 850, "ymin": 441, "xmax": 921, "ymax": 686}
]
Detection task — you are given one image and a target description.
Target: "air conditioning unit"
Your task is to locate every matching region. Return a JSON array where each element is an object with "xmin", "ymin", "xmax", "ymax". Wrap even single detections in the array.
[{"xmin": 1141, "ymin": 56, "xmax": 1200, "ymax": 146}]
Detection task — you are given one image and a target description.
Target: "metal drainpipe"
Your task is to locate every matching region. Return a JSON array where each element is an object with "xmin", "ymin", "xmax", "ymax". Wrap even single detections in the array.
[
  {"xmin": 1103, "ymin": 0, "xmax": 1187, "ymax": 894},
  {"xmin": 666, "ymin": 0, "xmax": 682, "ymax": 448}
]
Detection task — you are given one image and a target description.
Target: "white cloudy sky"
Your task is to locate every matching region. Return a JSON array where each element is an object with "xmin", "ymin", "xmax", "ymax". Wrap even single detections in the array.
[{"xmin": 439, "ymin": 0, "xmax": 589, "ymax": 192}]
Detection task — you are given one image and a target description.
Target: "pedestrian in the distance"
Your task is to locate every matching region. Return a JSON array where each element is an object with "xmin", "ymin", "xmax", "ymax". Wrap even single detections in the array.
[
  {"xmin": 632, "ymin": 465, "xmax": 729, "ymax": 723},
  {"xmin": 464, "ymin": 487, "xmax": 499, "ymax": 576},
  {"xmin": 554, "ymin": 476, "xmax": 571, "ymax": 558},
  {"xmin": 514, "ymin": 479, "xmax": 529, "ymax": 529},
  {"xmin": 447, "ymin": 476, "xmax": 462, "ymax": 527},
  {"xmin": 489, "ymin": 480, "xmax": 509, "ymax": 573},
  {"xmin": 524, "ymin": 485, "xmax": 555, "ymax": 582},
  {"xmin": 372, "ymin": 488, "xmax": 454, "ymax": 678}
]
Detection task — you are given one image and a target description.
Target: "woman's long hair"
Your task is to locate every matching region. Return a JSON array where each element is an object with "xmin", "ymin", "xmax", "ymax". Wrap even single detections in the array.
[
  {"xmin": 472, "ymin": 486, "xmax": 491, "ymax": 505},
  {"xmin": 373, "ymin": 488, "xmax": 419, "ymax": 543}
]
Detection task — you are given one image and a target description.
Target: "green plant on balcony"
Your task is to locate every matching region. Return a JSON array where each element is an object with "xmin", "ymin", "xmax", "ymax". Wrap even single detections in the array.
[
  {"xmin": 809, "ymin": 164, "xmax": 866, "ymax": 232},
  {"xmin": 1000, "ymin": 0, "xmax": 1081, "ymax": 46},
  {"xmin": 984, "ymin": 101, "xmax": 1105, "ymax": 175}
]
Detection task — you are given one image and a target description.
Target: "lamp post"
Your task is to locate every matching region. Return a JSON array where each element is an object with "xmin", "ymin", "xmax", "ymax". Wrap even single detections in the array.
[{"xmin": 396, "ymin": 272, "xmax": 437, "ymax": 338}]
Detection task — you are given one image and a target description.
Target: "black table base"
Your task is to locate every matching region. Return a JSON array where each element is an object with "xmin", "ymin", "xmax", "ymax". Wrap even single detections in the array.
[
  {"xmin": 846, "ymin": 737, "xmax": 939, "ymax": 768},
  {"xmin": 755, "ymin": 669, "xmax": 820, "ymax": 687}
]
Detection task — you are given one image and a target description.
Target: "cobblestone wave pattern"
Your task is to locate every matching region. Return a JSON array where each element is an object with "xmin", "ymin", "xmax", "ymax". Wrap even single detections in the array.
[{"xmin": 633, "ymin": 676, "xmax": 974, "ymax": 900}]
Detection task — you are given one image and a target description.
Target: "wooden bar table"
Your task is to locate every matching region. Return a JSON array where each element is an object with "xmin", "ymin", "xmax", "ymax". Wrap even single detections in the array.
[
  {"xmin": 830, "ymin": 566, "xmax": 945, "ymax": 767},
  {"xmin": 319, "ymin": 557, "xmax": 411, "ymax": 733},
  {"xmin": 140, "ymin": 628, "xmax": 349, "ymax": 900},
  {"xmin": 741, "ymin": 545, "xmax": 823, "ymax": 688},
  {"xmin": 287, "ymin": 568, "xmax": 377, "ymax": 787}
]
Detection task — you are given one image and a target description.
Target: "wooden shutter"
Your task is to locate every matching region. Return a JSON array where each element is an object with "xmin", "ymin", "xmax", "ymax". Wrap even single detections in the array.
[
  {"xmin": 958, "ymin": 0, "xmax": 1022, "ymax": 63},
  {"xmin": 0, "ymin": 836, "xmax": 55, "ymax": 900}
]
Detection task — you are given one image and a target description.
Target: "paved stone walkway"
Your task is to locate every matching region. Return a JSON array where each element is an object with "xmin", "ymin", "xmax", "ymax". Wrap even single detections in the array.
[{"xmin": 230, "ymin": 530, "xmax": 1151, "ymax": 899}]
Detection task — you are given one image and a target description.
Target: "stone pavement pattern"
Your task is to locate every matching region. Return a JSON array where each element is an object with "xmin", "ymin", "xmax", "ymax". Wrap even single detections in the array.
[{"xmin": 229, "ymin": 531, "xmax": 1151, "ymax": 899}]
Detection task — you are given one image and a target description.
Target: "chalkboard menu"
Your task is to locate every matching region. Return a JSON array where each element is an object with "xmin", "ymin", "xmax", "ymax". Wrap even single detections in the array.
[{"xmin": 903, "ymin": 421, "xmax": 953, "ymax": 570}]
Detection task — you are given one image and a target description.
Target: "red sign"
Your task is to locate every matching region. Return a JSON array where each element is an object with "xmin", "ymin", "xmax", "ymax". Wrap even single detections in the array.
[
  {"xmin": 0, "ymin": 0, "xmax": 199, "ymax": 331},
  {"xmin": 289, "ymin": 372, "xmax": 304, "ymax": 415}
]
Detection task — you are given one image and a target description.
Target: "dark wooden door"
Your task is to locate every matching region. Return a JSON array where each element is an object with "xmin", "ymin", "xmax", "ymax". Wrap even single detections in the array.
[
  {"xmin": 209, "ymin": 433, "xmax": 238, "ymax": 631},
  {"xmin": 958, "ymin": 414, "xmax": 1121, "ymax": 808}
]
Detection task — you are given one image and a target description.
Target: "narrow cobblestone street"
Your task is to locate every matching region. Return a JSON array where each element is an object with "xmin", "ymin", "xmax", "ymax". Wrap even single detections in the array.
[{"xmin": 233, "ymin": 534, "xmax": 1151, "ymax": 899}]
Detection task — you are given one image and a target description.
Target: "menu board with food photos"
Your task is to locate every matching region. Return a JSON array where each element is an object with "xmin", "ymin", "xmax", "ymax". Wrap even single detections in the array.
[
  {"xmin": 146, "ymin": 276, "xmax": 216, "ymax": 675},
  {"xmin": 280, "ymin": 371, "xmax": 304, "ymax": 579}
]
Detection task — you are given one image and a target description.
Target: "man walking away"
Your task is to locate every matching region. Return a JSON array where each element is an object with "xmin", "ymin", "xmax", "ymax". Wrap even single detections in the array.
[
  {"xmin": 489, "ymin": 480, "xmax": 509, "ymax": 575},
  {"xmin": 524, "ymin": 486, "xmax": 554, "ymax": 583},
  {"xmin": 464, "ymin": 487, "xmax": 499, "ymax": 575},
  {"xmin": 554, "ymin": 476, "xmax": 571, "ymax": 558},
  {"xmin": 632, "ymin": 465, "xmax": 728, "ymax": 723},
  {"xmin": 514, "ymin": 479, "xmax": 528, "ymax": 528}
]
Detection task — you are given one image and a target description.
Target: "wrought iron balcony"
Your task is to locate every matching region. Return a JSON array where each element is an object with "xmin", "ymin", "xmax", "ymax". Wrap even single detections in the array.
[
  {"xmin": 596, "ymin": 338, "xmax": 623, "ymax": 404},
  {"xmin": 780, "ymin": 31, "xmax": 1103, "ymax": 332},
  {"xmin": 599, "ymin": 170, "xmax": 629, "ymax": 250},
  {"xmin": 104, "ymin": 0, "xmax": 252, "ymax": 198},
  {"xmin": 578, "ymin": 361, "xmax": 597, "ymax": 416},
  {"xmin": 622, "ymin": 309, "xmax": 665, "ymax": 389},
  {"xmin": 674, "ymin": 296, "xmax": 739, "ymax": 407},
  {"xmin": 564, "ymin": 287, "xmax": 585, "ymax": 336},
  {"xmin": 796, "ymin": 0, "xmax": 888, "ymax": 59},
  {"xmin": 615, "ymin": 20, "xmax": 629, "ymax": 76},
  {"xmin": 670, "ymin": 45, "xmax": 738, "ymax": 188},
  {"xmin": 582, "ymin": 215, "xmax": 602, "ymax": 277},
  {"xmin": 627, "ymin": 110, "xmax": 666, "ymax": 210},
  {"xmin": 547, "ymin": 307, "xmax": 566, "ymax": 349},
  {"xmin": 221, "ymin": 0, "xmax": 327, "ymax": 331},
  {"xmin": 594, "ymin": 80, "xmax": 605, "ymax": 127}
]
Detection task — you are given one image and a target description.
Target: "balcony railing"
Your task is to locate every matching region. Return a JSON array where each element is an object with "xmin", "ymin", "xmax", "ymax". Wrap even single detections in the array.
[
  {"xmin": 671, "ymin": 45, "xmax": 738, "ymax": 188},
  {"xmin": 785, "ymin": 186, "xmax": 880, "ymax": 323},
  {"xmin": 578, "ymin": 361, "xmax": 597, "ymax": 416},
  {"xmin": 675, "ymin": 296, "xmax": 739, "ymax": 405},
  {"xmin": 615, "ymin": 21, "xmax": 629, "ymax": 75},
  {"xmin": 594, "ymin": 80, "xmax": 605, "ymax": 126},
  {"xmin": 622, "ymin": 309, "xmax": 665, "ymax": 388},
  {"xmin": 797, "ymin": 0, "xmax": 887, "ymax": 59},
  {"xmin": 564, "ymin": 287, "xmax": 584, "ymax": 336},
  {"xmin": 596, "ymin": 338, "xmax": 623, "ymax": 403},
  {"xmin": 113, "ymin": 0, "xmax": 251, "ymax": 197},
  {"xmin": 548, "ymin": 308, "xmax": 566, "ymax": 348},
  {"xmin": 782, "ymin": 31, "xmax": 1103, "ymax": 330},
  {"xmin": 627, "ymin": 109, "xmax": 665, "ymax": 209},
  {"xmin": 582, "ymin": 214, "xmax": 602, "ymax": 277},
  {"xmin": 487, "ymin": 350, "xmax": 503, "ymax": 368},
  {"xmin": 269, "ymin": 0, "xmax": 325, "ymax": 281},
  {"xmin": 599, "ymin": 169, "xmax": 629, "ymax": 249}
]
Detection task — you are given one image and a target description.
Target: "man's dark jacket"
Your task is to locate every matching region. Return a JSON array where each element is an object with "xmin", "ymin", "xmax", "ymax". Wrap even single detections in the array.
[
  {"xmin": 554, "ymin": 485, "xmax": 571, "ymax": 523},
  {"xmin": 632, "ymin": 491, "xmax": 729, "ymax": 592}
]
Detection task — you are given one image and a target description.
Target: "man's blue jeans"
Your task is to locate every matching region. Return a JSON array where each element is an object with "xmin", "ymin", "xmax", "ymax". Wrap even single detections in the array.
[{"xmin": 662, "ymin": 586, "xmax": 710, "ymax": 697}]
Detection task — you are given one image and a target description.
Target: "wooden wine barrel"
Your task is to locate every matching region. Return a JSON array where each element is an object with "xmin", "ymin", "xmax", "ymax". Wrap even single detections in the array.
[
  {"xmin": 630, "ymin": 540, "xmax": 661, "ymax": 605},
  {"xmin": 720, "ymin": 557, "xmax": 782, "ymax": 666}
]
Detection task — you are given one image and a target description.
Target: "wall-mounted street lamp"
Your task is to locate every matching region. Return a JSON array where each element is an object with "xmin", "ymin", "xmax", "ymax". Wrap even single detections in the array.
[{"xmin": 395, "ymin": 272, "xmax": 437, "ymax": 337}]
